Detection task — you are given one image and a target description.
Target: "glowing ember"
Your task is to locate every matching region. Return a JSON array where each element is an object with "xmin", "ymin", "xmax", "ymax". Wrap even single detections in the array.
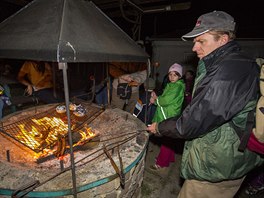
[
  {"xmin": 15, "ymin": 116, "xmax": 95, "ymax": 157},
  {"xmin": 17, "ymin": 117, "xmax": 68, "ymax": 151}
]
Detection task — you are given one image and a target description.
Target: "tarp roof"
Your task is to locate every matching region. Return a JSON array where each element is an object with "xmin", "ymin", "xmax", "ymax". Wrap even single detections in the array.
[{"xmin": 0, "ymin": 0, "xmax": 149, "ymax": 63}]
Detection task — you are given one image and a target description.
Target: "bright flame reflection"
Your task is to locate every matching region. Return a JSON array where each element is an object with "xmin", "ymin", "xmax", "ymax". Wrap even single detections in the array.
[{"xmin": 16, "ymin": 116, "xmax": 95, "ymax": 158}]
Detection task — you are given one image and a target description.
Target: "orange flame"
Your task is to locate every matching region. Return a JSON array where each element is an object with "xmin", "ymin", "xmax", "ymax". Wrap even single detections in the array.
[
  {"xmin": 16, "ymin": 116, "xmax": 95, "ymax": 158},
  {"xmin": 74, "ymin": 127, "xmax": 95, "ymax": 146}
]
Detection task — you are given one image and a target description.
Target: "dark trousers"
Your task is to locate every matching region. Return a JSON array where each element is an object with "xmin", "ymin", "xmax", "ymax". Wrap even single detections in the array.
[{"xmin": 35, "ymin": 88, "xmax": 63, "ymax": 104}]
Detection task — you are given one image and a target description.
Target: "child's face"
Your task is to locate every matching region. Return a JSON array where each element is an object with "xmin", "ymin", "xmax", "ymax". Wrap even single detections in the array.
[{"xmin": 168, "ymin": 71, "xmax": 180, "ymax": 83}]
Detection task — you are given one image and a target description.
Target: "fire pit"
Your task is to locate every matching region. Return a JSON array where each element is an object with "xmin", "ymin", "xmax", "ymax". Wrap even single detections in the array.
[
  {"xmin": 0, "ymin": 102, "xmax": 148, "ymax": 197},
  {"xmin": 1, "ymin": 100, "xmax": 102, "ymax": 161}
]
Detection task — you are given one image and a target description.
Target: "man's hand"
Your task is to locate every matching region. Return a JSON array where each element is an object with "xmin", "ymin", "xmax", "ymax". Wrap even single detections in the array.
[
  {"xmin": 147, "ymin": 123, "xmax": 158, "ymax": 134},
  {"xmin": 25, "ymin": 85, "xmax": 33, "ymax": 96},
  {"xmin": 128, "ymin": 81, "xmax": 139, "ymax": 87},
  {"xmin": 119, "ymin": 75, "xmax": 133, "ymax": 83}
]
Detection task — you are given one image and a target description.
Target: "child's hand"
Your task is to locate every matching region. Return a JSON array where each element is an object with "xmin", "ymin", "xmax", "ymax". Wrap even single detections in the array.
[
  {"xmin": 149, "ymin": 97, "xmax": 155, "ymax": 104},
  {"xmin": 151, "ymin": 91, "xmax": 157, "ymax": 99}
]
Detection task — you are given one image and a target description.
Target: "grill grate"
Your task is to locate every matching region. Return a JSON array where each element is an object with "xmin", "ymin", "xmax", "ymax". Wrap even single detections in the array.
[{"xmin": 0, "ymin": 101, "xmax": 103, "ymax": 153}]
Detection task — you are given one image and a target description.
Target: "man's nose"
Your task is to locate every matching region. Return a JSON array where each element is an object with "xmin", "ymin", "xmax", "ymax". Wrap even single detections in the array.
[{"xmin": 192, "ymin": 43, "xmax": 198, "ymax": 52}]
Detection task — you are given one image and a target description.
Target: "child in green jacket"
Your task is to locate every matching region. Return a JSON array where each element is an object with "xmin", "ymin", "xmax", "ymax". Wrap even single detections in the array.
[{"xmin": 150, "ymin": 63, "xmax": 185, "ymax": 169}]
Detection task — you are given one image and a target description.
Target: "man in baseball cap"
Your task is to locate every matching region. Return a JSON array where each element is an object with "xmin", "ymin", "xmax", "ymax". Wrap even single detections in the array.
[
  {"xmin": 147, "ymin": 10, "xmax": 263, "ymax": 198},
  {"xmin": 182, "ymin": 10, "xmax": 236, "ymax": 40}
]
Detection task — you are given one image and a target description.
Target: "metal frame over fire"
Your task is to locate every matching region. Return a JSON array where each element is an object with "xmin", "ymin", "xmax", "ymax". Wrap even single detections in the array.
[{"xmin": 0, "ymin": 99, "xmax": 104, "ymax": 162}]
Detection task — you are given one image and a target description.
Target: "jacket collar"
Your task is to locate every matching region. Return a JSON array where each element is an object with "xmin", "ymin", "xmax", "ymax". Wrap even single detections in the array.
[{"xmin": 202, "ymin": 41, "xmax": 240, "ymax": 68}]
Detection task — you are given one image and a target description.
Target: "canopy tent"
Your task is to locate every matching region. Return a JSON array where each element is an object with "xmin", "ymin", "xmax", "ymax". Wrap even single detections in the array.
[
  {"xmin": 0, "ymin": 0, "xmax": 148, "ymax": 62},
  {"xmin": 0, "ymin": 0, "xmax": 149, "ymax": 197}
]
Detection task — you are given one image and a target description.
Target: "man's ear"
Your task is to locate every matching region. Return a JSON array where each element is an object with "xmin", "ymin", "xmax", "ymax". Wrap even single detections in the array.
[{"xmin": 220, "ymin": 34, "xmax": 229, "ymax": 45}]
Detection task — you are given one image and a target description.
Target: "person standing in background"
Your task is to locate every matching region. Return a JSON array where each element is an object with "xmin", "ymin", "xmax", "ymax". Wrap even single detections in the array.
[
  {"xmin": 133, "ymin": 77, "xmax": 156, "ymax": 124},
  {"xmin": 110, "ymin": 62, "xmax": 147, "ymax": 114},
  {"xmin": 17, "ymin": 60, "xmax": 61, "ymax": 104},
  {"xmin": 183, "ymin": 70, "xmax": 195, "ymax": 108},
  {"xmin": 0, "ymin": 84, "xmax": 12, "ymax": 119},
  {"xmin": 147, "ymin": 11, "xmax": 263, "ymax": 197}
]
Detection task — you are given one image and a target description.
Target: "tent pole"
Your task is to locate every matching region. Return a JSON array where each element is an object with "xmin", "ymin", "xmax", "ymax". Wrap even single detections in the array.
[
  {"xmin": 52, "ymin": 62, "xmax": 57, "ymax": 98},
  {"xmin": 106, "ymin": 63, "xmax": 111, "ymax": 105},
  {"xmin": 59, "ymin": 63, "xmax": 77, "ymax": 198}
]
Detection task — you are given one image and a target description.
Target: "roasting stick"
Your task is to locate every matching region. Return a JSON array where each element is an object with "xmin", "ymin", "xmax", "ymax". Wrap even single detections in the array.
[
  {"xmin": 74, "ymin": 132, "xmax": 140, "ymax": 165},
  {"xmin": 117, "ymin": 145, "xmax": 125, "ymax": 188},
  {"xmin": 11, "ymin": 180, "xmax": 40, "ymax": 198},
  {"xmin": 103, "ymin": 144, "xmax": 125, "ymax": 188}
]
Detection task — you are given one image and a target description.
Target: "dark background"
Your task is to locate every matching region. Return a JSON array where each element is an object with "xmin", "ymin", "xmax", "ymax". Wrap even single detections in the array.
[{"xmin": 0, "ymin": 0, "xmax": 263, "ymax": 40}]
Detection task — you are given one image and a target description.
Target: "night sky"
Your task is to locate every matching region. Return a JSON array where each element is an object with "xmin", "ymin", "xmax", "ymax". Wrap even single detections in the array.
[{"xmin": 0, "ymin": 0, "xmax": 263, "ymax": 40}]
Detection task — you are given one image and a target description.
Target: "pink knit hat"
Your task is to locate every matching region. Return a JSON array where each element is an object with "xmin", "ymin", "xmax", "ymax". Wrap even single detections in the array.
[{"xmin": 168, "ymin": 63, "xmax": 183, "ymax": 77}]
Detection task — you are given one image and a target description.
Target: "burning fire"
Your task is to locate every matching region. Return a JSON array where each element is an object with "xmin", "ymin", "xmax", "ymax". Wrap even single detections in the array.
[
  {"xmin": 15, "ymin": 116, "xmax": 95, "ymax": 158},
  {"xmin": 17, "ymin": 117, "xmax": 68, "ymax": 150},
  {"xmin": 74, "ymin": 126, "xmax": 96, "ymax": 147}
]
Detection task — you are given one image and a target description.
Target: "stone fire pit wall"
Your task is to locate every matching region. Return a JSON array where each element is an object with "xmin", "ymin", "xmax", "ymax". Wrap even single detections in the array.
[{"xmin": 0, "ymin": 104, "xmax": 149, "ymax": 198}]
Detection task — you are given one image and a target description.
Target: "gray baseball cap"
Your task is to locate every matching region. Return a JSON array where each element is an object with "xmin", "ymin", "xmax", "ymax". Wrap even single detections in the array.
[{"xmin": 182, "ymin": 11, "xmax": 236, "ymax": 40}]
